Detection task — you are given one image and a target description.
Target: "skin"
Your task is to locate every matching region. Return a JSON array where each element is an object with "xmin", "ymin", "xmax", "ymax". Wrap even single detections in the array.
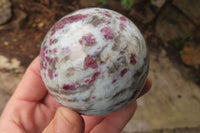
[{"xmin": 0, "ymin": 56, "xmax": 151, "ymax": 133}]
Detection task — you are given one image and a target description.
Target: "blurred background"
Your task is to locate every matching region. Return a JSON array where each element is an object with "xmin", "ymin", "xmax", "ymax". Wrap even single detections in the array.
[{"xmin": 0, "ymin": 0, "xmax": 200, "ymax": 132}]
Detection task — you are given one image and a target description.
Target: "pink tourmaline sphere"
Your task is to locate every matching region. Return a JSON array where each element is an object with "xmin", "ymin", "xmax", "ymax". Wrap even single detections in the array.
[{"xmin": 40, "ymin": 8, "xmax": 149, "ymax": 115}]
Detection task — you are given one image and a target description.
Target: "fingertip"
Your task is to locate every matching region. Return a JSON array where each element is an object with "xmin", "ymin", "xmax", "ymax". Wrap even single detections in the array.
[
  {"xmin": 43, "ymin": 107, "xmax": 85, "ymax": 133},
  {"xmin": 27, "ymin": 56, "xmax": 40, "ymax": 76},
  {"xmin": 13, "ymin": 56, "xmax": 48, "ymax": 102},
  {"xmin": 146, "ymin": 77, "xmax": 152, "ymax": 90},
  {"xmin": 58, "ymin": 107, "xmax": 85, "ymax": 133},
  {"xmin": 137, "ymin": 76, "xmax": 152, "ymax": 98},
  {"xmin": 90, "ymin": 101, "xmax": 137, "ymax": 133}
]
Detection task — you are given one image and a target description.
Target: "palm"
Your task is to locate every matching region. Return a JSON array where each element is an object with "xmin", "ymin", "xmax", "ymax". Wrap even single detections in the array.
[
  {"xmin": 1, "ymin": 92, "xmax": 136, "ymax": 133},
  {"xmin": 0, "ymin": 57, "xmax": 151, "ymax": 133}
]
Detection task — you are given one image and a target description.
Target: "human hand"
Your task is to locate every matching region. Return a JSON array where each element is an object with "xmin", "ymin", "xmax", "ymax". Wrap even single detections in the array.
[{"xmin": 0, "ymin": 57, "xmax": 151, "ymax": 133}]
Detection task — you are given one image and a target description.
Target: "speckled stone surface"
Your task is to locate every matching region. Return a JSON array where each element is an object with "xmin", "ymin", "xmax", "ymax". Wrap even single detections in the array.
[{"xmin": 40, "ymin": 8, "xmax": 149, "ymax": 115}]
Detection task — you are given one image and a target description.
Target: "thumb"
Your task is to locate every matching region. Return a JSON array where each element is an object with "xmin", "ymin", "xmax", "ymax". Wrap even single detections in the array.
[{"xmin": 43, "ymin": 107, "xmax": 85, "ymax": 133}]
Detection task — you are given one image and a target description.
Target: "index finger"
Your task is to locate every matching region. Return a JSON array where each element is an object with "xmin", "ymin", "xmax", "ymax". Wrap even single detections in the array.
[{"xmin": 13, "ymin": 56, "xmax": 48, "ymax": 102}]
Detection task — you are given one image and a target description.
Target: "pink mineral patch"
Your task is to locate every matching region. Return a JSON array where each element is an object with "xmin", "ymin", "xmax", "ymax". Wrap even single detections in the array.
[
  {"xmin": 41, "ymin": 62, "xmax": 47, "ymax": 70},
  {"xmin": 85, "ymin": 56, "xmax": 98, "ymax": 69},
  {"xmin": 112, "ymin": 79, "xmax": 117, "ymax": 84},
  {"xmin": 48, "ymin": 68, "xmax": 54, "ymax": 79},
  {"xmin": 89, "ymin": 71, "xmax": 100, "ymax": 84},
  {"xmin": 100, "ymin": 60, "xmax": 105, "ymax": 64},
  {"xmin": 50, "ymin": 39, "xmax": 58, "ymax": 45},
  {"xmin": 100, "ymin": 27, "xmax": 114, "ymax": 40},
  {"xmin": 83, "ymin": 96, "xmax": 96, "ymax": 102},
  {"xmin": 52, "ymin": 59, "xmax": 56, "ymax": 68},
  {"xmin": 63, "ymin": 84, "xmax": 75, "ymax": 91},
  {"xmin": 130, "ymin": 54, "xmax": 137, "ymax": 65},
  {"xmin": 51, "ymin": 14, "xmax": 88, "ymax": 36},
  {"xmin": 83, "ymin": 98, "xmax": 90, "ymax": 102},
  {"xmin": 62, "ymin": 47, "xmax": 70, "ymax": 53},
  {"xmin": 120, "ymin": 23, "xmax": 126, "ymax": 31},
  {"xmin": 120, "ymin": 68, "xmax": 128, "ymax": 77},
  {"xmin": 105, "ymin": 21, "xmax": 111, "ymax": 25},
  {"xmin": 40, "ymin": 46, "xmax": 47, "ymax": 62},
  {"xmin": 45, "ymin": 56, "xmax": 50, "ymax": 62},
  {"xmin": 120, "ymin": 16, "xmax": 127, "ymax": 22},
  {"xmin": 119, "ymin": 16, "xmax": 127, "ymax": 31},
  {"xmin": 79, "ymin": 33, "xmax": 96, "ymax": 46},
  {"xmin": 49, "ymin": 48, "xmax": 57, "ymax": 54},
  {"xmin": 105, "ymin": 13, "xmax": 111, "ymax": 17},
  {"xmin": 84, "ymin": 79, "xmax": 90, "ymax": 84},
  {"xmin": 84, "ymin": 71, "xmax": 100, "ymax": 85}
]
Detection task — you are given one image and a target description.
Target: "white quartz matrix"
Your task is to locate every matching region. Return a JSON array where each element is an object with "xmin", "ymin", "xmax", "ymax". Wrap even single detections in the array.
[{"xmin": 40, "ymin": 8, "xmax": 149, "ymax": 115}]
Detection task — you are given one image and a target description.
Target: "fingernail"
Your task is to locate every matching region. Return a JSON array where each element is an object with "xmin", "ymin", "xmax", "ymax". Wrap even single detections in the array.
[{"xmin": 55, "ymin": 109, "xmax": 75, "ymax": 133}]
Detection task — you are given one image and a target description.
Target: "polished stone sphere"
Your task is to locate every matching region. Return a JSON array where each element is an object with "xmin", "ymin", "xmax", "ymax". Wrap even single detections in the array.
[{"xmin": 40, "ymin": 8, "xmax": 149, "ymax": 115}]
